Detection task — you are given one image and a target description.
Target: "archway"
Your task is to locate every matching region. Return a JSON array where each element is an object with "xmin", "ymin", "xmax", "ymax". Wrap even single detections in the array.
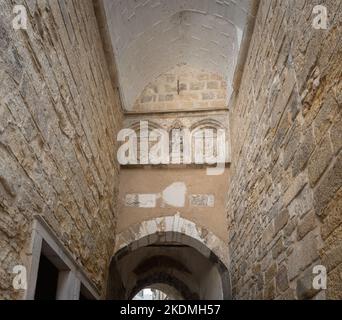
[
  {"xmin": 106, "ymin": 215, "xmax": 231, "ymax": 300},
  {"xmin": 130, "ymin": 272, "xmax": 196, "ymax": 300},
  {"xmin": 133, "ymin": 287, "xmax": 178, "ymax": 301}
]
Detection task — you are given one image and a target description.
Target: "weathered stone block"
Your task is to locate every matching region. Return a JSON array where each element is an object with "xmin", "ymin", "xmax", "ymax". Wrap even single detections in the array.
[
  {"xmin": 165, "ymin": 74, "xmax": 176, "ymax": 83},
  {"xmin": 272, "ymin": 237, "xmax": 285, "ymax": 259},
  {"xmin": 202, "ymin": 92, "xmax": 215, "ymax": 100},
  {"xmin": 313, "ymin": 152, "xmax": 342, "ymax": 217},
  {"xmin": 141, "ymin": 95, "xmax": 154, "ymax": 103},
  {"xmin": 265, "ymin": 262, "xmax": 278, "ymax": 283},
  {"xmin": 210, "ymin": 100, "xmax": 225, "ymax": 108},
  {"xmin": 190, "ymin": 82, "xmax": 205, "ymax": 90},
  {"xmin": 288, "ymin": 185, "xmax": 313, "ymax": 218},
  {"xmin": 197, "ymin": 74, "xmax": 209, "ymax": 81},
  {"xmin": 288, "ymin": 232, "xmax": 319, "ymax": 280},
  {"xmin": 321, "ymin": 189, "xmax": 342, "ymax": 240},
  {"xmin": 313, "ymin": 95, "xmax": 338, "ymax": 144},
  {"xmin": 274, "ymin": 209, "xmax": 289, "ymax": 235},
  {"xmin": 276, "ymin": 288, "xmax": 296, "ymax": 300},
  {"xmin": 288, "ymin": 90, "xmax": 300, "ymax": 122},
  {"xmin": 159, "ymin": 94, "xmax": 174, "ymax": 102},
  {"xmin": 283, "ymin": 122, "xmax": 301, "ymax": 170},
  {"xmin": 326, "ymin": 264, "xmax": 342, "ymax": 299},
  {"xmin": 308, "ymin": 135, "xmax": 334, "ymax": 187},
  {"xmin": 296, "ymin": 268, "xmax": 320, "ymax": 300},
  {"xmin": 276, "ymin": 265, "xmax": 289, "ymax": 293},
  {"xmin": 284, "ymin": 217, "xmax": 297, "ymax": 238},
  {"xmin": 292, "ymin": 126, "xmax": 315, "ymax": 177},
  {"xmin": 321, "ymin": 242, "xmax": 342, "ymax": 272},
  {"xmin": 165, "ymin": 84, "xmax": 177, "ymax": 92},
  {"xmin": 273, "ymin": 110, "xmax": 292, "ymax": 151},
  {"xmin": 297, "ymin": 211, "xmax": 317, "ymax": 240},
  {"xmin": 179, "ymin": 83, "xmax": 187, "ymax": 91},
  {"xmin": 0, "ymin": 268, "xmax": 12, "ymax": 290},
  {"xmin": 330, "ymin": 115, "xmax": 342, "ymax": 154},
  {"xmin": 207, "ymin": 81, "xmax": 219, "ymax": 90},
  {"xmin": 264, "ymin": 279, "xmax": 276, "ymax": 300},
  {"xmin": 261, "ymin": 223, "xmax": 275, "ymax": 247}
]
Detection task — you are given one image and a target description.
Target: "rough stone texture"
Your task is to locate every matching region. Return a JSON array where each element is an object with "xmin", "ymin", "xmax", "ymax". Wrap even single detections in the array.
[
  {"xmin": 1, "ymin": 0, "xmax": 341, "ymax": 301},
  {"xmin": 276, "ymin": 264, "xmax": 289, "ymax": 293},
  {"xmin": 297, "ymin": 211, "xmax": 317, "ymax": 240},
  {"xmin": 113, "ymin": 214, "xmax": 230, "ymax": 269},
  {"xmin": 226, "ymin": 0, "xmax": 341, "ymax": 300},
  {"xmin": 0, "ymin": 0, "xmax": 122, "ymax": 299},
  {"xmin": 296, "ymin": 267, "xmax": 321, "ymax": 300},
  {"xmin": 132, "ymin": 65, "xmax": 228, "ymax": 112},
  {"xmin": 124, "ymin": 110, "xmax": 232, "ymax": 163}
]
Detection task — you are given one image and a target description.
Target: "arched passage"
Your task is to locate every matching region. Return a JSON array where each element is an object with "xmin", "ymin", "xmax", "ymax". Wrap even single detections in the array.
[
  {"xmin": 106, "ymin": 215, "xmax": 231, "ymax": 300},
  {"xmin": 130, "ymin": 272, "xmax": 196, "ymax": 300}
]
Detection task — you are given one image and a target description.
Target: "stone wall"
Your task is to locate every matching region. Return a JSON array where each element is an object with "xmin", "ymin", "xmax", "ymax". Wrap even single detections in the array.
[
  {"xmin": 227, "ymin": 0, "xmax": 341, "ymax": 299},
  {"xmin": 0, "ymin": 0, "xmax": 122, "ymax": 299},
  {"xmin": 132, "ymin": 65, "xmax": 228, "ymax": 113}
]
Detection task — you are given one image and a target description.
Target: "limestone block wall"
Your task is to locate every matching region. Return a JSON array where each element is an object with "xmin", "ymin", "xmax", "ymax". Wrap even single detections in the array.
[
  {"xmin": 132, "ymin": 65, "xmax": 228, "ymax": 113},
  {"xmin": 0, "ymin": 0, "xmax": 122, "ymax": 298},
  {"xmin": 226, "ymin": 0, "xmax": 341, "ymax": 299}
]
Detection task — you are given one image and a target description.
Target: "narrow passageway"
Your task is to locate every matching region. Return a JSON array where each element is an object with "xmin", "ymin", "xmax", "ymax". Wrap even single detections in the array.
[
  {"xmin": 107, "ymin": 221, "xmax": 231, "ymax": 300},
  {"xmin": 0, "ymin": 0, "xmax": 341, "ymax": 300},
  {"xmin": 109, "ymin": 237, "xmax": 226, "ymax": 300}
]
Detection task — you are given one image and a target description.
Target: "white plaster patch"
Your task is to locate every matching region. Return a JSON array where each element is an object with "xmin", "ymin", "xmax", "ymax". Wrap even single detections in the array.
[
  {"xmin": 162, "ymin": 182, "xmax": 187, "ymax": 208},
  {"xmin": 139, "ymin": 194, "xmax": 157, "ymax": 208}
]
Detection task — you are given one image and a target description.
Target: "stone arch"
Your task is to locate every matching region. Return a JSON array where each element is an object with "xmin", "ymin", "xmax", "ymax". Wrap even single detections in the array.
[
  {"xmin": 189, "ymin": 119, "xmax": 227, "ymax": 164},
  {"xmin": 113, "ymin": 214, "xmax": 229, "ymax": 268},
  {"xmin": 129, "ymin": 120, "xmax": 163, "ymax": 133},
  {"xmin": 190, "ymin": 119, "xmax": 225, "ymax": 132},
  {"xmin": 129, "ymin": 272, "xmax": 198, "ymax": 300},
  {"xmin": 109, "ymin": 214, "xmax": 231, "ymax": 300},
  {"xmin": 126, "ymin": 121, "xmax": 165, "ymax": 164},
  {"xmin": 146, "ymin": 283, "xmax": 185, "ymax": 300}
]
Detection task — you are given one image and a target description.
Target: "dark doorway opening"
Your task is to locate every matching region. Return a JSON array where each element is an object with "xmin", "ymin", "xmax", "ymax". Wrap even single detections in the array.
[{"xmin": 34, "ymin": 255, "xmax": 59, "ymax": 300}]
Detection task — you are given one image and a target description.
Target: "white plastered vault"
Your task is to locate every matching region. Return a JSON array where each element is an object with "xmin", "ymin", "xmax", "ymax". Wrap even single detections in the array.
[{"xmin": 102, "ymin": 0, "xmax": 253, "ymax": 111}]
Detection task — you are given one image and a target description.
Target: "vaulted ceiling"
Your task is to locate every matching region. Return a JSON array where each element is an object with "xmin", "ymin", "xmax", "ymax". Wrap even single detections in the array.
[{"xmin": 102, "ymin": 0, "xmax": 254, "ymax": 111}]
